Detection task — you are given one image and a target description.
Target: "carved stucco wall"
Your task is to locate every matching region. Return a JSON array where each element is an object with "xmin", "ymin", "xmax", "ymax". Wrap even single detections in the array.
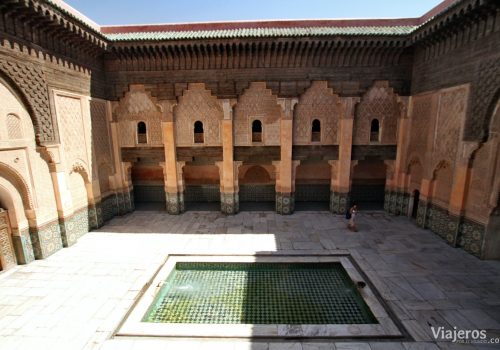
[
  {"xmin": 353, "ymin": 81, "xmax": 400, "ymax": 145},
  {"xmin": 431, "ymin": 86, "xmax": 468, "ymax": 168},
  {"xmin": 407, "ymin": 158, "xmax": 424, "ymax": 193},
  {"xmin": 0, "ymin": 80, "xmax": 57, "ymax": 226},
  {"xmin": 90, "ymin": 99, "xmax": 115, "ymax": 195},
  {"xmin": 466, "ymin": 101, "xmax": 500, "ymax": 223},
  {"xmin": 234, "ymin": 82, "xmax": 282, "ymax": 146},
  {"xmin": 407, "ymin": 93, "xmax": 433, "ymax": 167},
  {"xmin": 113, "ymin": 85, "xmax": 164, "ymax": 147},
  {"xmin": 294, "ymin": 81, "xmax": 340, "ymax": 145},
  {"xmin": 406, "ymin": 85, "xmax": 469, "ymax": 189},
  {"xmin": 175, "ymin": 83, "xmax": 223, "ymax": 147},
  {"xmin": 54, "ymin": 92, "xmax": 92, "ymax": 212},
  {"xmin": 432, "ymin": 161, "xmax": 453, "ymax": 208}
]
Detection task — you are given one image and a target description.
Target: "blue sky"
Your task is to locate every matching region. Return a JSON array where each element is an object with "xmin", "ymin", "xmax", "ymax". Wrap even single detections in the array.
[{"xmin": 65, "ymin": 0, "xmax": 443, "ymax": 25}]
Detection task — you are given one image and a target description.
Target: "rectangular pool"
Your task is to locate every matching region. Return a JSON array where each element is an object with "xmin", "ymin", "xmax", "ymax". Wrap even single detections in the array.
[
  {"xmin": 117, "ymin": 255, "xmax": 403, "ymax": 338},
  {"xmin": 143, "ymin": 262, "xmax": 376, "ymax": 325}
]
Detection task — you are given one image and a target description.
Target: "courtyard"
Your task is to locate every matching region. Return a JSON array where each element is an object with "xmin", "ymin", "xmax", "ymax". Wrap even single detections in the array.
[{"xmin": 0, "ymin": 210, "xmax": 499, "ymax": 350}]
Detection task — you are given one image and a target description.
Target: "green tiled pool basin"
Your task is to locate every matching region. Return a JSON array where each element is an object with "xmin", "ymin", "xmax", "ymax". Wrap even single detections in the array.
[{"xmin": 143, "ymin": 262, "xmax": 377, "ymax": 324}]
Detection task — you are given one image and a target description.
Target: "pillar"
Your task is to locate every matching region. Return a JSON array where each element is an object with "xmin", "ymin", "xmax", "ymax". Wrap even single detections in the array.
[
  {"xmin": 330, "ymin": 97, "xmax": 358, "ymax": 214},
  {"xmin": 110, "ymin": 118, "xmax": 134, "ymax": 215},
  {"xmin": 276, "ymin": 98, "xmax": 297, "ymax": 214},
  {"xmin": 388, "ymin": 98, "xmax": 410, "ymax": 215},
  {"xmin": 163, "ymin": 120, "xmax": 184, "ymax": 214},
  {"xmin": 219, "ymin": 99, "xmax": 239, "ymax": 214}
]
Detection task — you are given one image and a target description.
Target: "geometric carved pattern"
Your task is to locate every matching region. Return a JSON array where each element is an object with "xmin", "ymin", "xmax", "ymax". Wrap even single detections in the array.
[
  {"xmin": 0, "ymin": 211, "xmax": 16, "ymax": 269},
  {"xmin": 175, "ymin": 83, "xmax": 223, "ymax": 146},
  {"xmin": 433, "ymin": 160, "xmax": 453, "ymax": 205},
  {"xmin": 0, "ymin": 60, "xmax": 52, "ymax": 143},
  {"xmin": 90, "ymin": 100, "xmax": 113, "ymax": 168},
  {"xmin": 408, "ymin": 94, "xmax": 432, "ymax": 162},
  {"xmin": 467, "ymin": 58, "xmax": 500, "ymax": 141},
  {"xmin": 119, "ymin": 122, "xmax": 135, "ymax": 147},
  {"xmin": 56, "ymin": 95, "xmax": 88, "ymax": 172},
  {"xmin": 114, "ymin": 85, "xmax": 164, "ymax": 147},
  {"xmin": 294, "ymin": 81, "xmax": 340, "ymax": 145},
  {"xmin": 433, "ymin": 87, "xmax": 467, "ymax": 166},
  {"xmin": 353, "ymin": 81, "xmax": 399, "ymax": 145},
  {"xmin": 114, "ymin": 85, "xmax": 162, "ymax": 121},
  {"xmin": 6, "ymin": 114, "xmax": 22, "ymax": 139},
  {"xmin": 234, "ymin": 82, "xmax": 282, "ymax": 146},
  {"xmin": 149, "ymin": 119, "xmax": 163, "ymax": 145}
]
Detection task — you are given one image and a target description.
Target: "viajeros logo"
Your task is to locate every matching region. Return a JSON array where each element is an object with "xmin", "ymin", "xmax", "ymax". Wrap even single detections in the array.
[{"xmin": 431, "ymin": 326, "xmax": 499, "ymax": 344}]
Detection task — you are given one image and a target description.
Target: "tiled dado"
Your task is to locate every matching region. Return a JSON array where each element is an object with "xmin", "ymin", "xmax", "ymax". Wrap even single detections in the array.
[
  {"xmin": 29, "ymin": 219, "xmax": 63, "ymax": 259},
  {"xmin": 457, "ymin": 217, "xmax": 486, "ymax": 258},
  {"xmin": 220, "ymin": 192, "xmax": 239, "ymax": 214},
  {"xmin": 59, "ymin": 207, "xmax": 90, "ymax": 247},
  {"xmin": 426, "ymin": 203, "xmax": 459, "ymax": 245},
  {"xmin": 329, "ymin": 191, "xmax": 349, "ymax": 214},
  {"xmin": 117, "ymin": 190, "xmax": 134, "ymax": 215},
  {"xmin": 166, "ymin": 192, "xmax": 185, "ymax": 214},
  {"xmin": 413, "ymin": 199, "xmax": 487, "ymax": 258},
  {"xmin": 384, "ymin": 190, "xmax": 409, "ymax": 216},
  {"xmin": 276, "ymin": 192, "xmax": 294, "ymax": 215},
  {"xmin": 12, "ymin": 228, "xmax": 35, "ymax": 264}
]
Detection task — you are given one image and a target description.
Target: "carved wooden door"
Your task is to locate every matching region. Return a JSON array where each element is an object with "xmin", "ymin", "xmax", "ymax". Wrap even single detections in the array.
[{"xmin": 0, "ymin": 209, "xmax": 16, "ymax": 271}]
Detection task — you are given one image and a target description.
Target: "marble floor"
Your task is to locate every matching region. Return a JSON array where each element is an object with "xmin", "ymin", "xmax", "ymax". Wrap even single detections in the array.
[{"xmin": 0, "ymin": 209, "xmax": 499, "ymax": 350}]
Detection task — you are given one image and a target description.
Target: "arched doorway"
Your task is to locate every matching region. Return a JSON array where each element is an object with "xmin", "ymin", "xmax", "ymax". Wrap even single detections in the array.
[
  {"xmin": 351, "ymin": 160, "xmax": 387, "ymax": 210},
  {"xmin": 239, "ymin": 165, "xmax": 275, "ymax": 211},
  {"xmin": 183, "ymin": 164, "xmax": 220, "ymax": 211},
  {"xmin": 0, "ymin": 208, "xmax": 16, "ymax": 271},
  {"xmin": 411, "ymin": 190, "xmax": 420, "ymax": 219}
]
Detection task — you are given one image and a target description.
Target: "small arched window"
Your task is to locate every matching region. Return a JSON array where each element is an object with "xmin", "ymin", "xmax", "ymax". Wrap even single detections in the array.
[
  {"xmin": 194, "ymin": 120, "xmax": 204, "ymax": 143},
  {"xmin": 370, "ymin": 119, "xmax": 380, "ymax": 142},
  {"xmin": 252, "ymin": 120, "xmax": 262, "ymax": 143},
  {"xmin": 311, "ymin": 119, "xmax": 321, "ymax": 142},
  {"xmin": 137, "ymin": 121, "xmax": 147, "ymax": 144}
]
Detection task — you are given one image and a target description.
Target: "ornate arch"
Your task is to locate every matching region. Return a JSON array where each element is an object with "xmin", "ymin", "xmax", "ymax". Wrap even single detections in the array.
[
  {"xmin": 70, "ymin": 161, "xmax": 91, "ymax": 184},
  {"xmin": 174, "ymin": 83, "xmax": 223, "ymax": 146},
  {"xmin": 406, "ymin": 155, "xmax": 424, "ymax": 174},
  {"xmin": 0, "ymin": 162, "xmax": 34, "ymax": 210},
  {"xmin": 353, "ymin": 81, "xmax": 400, "ymax": 145},
  {"xmin": 294, "ymin": 81, "xmax": 341, "ymax": 145},
  {"xmin": 234, "ymin": 82, "xmax": 282, "ymax": 146}
]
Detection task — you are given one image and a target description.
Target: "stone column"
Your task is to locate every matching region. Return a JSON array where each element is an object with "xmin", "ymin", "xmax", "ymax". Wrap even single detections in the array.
[
  {"xmin": 219, "ymin": 99, "xmax": 239, "ymax": 214},
  {"xmin": 162, "ymin": 120, "xmax": 184, "ymax": 214},
  {"xmin": 109, "ymin": 119, "xmax": 133, "ymax": 215},
  {"xmin": 276, "ymin": 98, "xmax": 297, "ymax": 215},
  {"xmin": 330, "ymin": 97, "xmax": 358, "ymax": 214},
  {"xmin": 388, "ymin": 97, "xmax": 410, "ymax": 215},
  {"xmin": 37, "ymin": 146, "xmax": 68, "ymax": 253}
]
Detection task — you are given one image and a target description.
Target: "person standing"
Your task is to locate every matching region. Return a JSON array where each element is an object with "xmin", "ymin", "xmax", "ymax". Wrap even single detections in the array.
[{"xmin": 347, "ymin": 204, "xmax": 358, "ymax": 231}]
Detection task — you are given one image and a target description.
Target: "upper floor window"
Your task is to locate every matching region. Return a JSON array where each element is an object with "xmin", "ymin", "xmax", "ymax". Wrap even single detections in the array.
[
  {"xmin": 370, "ymin": 119, "xmax": 380, "ymax": 142},
  {"xmin": 252, "ymin": 120, "xmax": 262, "ymax": 143},
  {"xmin": 137, "ymin": 121, "xmax": 147, "ymax": 144},
  {"xmin": 194, "ymin": 120, "xmax": 204, "ymax": 143},
  {"xmin": 311, "ymin": 119, "xmax": 321, "ymax": 142}
]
